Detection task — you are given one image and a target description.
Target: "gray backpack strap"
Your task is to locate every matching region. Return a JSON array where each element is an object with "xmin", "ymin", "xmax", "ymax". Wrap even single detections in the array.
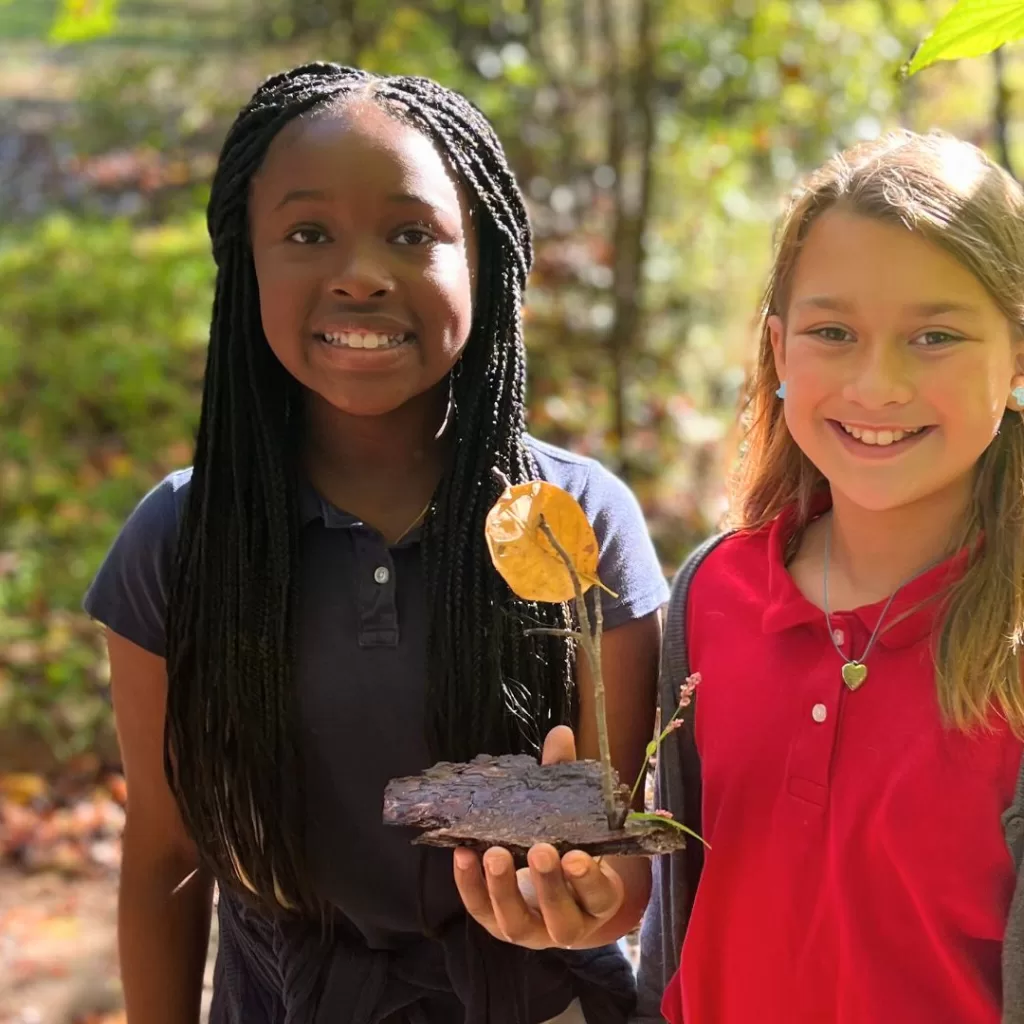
[
  {"xmin": 633, "ymin": 533, "xmax": 732, "ymax": 1023},
  {"xmin": 658, "ymin": 533, "xmax": 731, "ymax": 714},
  {"xmin": 1001, "ymin": 753, "xmax": 1024, "ymax": 1024}
]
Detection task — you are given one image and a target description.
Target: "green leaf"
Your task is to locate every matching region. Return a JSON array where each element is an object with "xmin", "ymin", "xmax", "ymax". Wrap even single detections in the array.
[
  {"xmin": 904, "ymin": 0, "xmax": 1024, "ymax": 76},
  {"xmin": 628, "ymin": 811, "xmax": 710, "ymax": 848},
  {"xmin": 49, "ymin": 0, "xmax": 119, "ymax": 44}
]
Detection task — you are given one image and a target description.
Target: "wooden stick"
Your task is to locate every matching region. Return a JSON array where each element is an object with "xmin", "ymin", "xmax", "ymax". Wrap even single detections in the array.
[
  {"xmin": 538, "ymin": 515, "xmax": 622, "ymax": 830},
  {"xmin": 488, "ymin": 466, "xmax": 622, "ymax": 830},
  {"xmin": 525, "ymin": 628, "xmax": 584, "ymax": 640}
]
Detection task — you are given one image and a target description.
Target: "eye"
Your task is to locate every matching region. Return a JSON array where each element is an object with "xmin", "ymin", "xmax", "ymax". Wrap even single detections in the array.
[
  {"xmin": 809, "ymin": 326, "xmax": 852, "ymax": 343},
  {"xmin": 287, "ymin": 227, "xmax": 328, "ymax": 245},
  {"xmin": 392, "ymin": 226, "xmax": 436, "ymax": 246},
  {"xmin": 914, "ymin": 330, "xmax": 961, "ymax": 347}
]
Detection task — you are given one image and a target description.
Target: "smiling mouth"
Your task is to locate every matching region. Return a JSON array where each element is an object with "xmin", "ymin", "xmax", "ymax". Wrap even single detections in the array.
[
  {"xmin": 833, "ymin": 421, "xmax": 932, "ymax": 447},
  {"xmin": 316, "ymin": 330, "xmax": 415, "ymax": 350}
]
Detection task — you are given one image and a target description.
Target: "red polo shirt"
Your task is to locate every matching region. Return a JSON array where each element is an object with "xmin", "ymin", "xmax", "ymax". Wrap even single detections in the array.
[{"xmin": 662, "ymin": 506, "xmax": 1022, "ymax": 1024}]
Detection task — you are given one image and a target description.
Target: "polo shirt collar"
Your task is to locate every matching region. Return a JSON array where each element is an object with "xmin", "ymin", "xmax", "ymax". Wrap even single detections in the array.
[
  {"xmin": 297, "ymin": 477, "xmax": 425, "ymax": 544},
  {"xmin": 761, "ymin": 492, "xmax": 972, "ymax": 650},
  {"xmin": 298, "ymin": 476, "xmax": 356, "ymax": 528},
  {"xmin": 299, "ymin": 476, "xmax": 328, "ymax": 526}
]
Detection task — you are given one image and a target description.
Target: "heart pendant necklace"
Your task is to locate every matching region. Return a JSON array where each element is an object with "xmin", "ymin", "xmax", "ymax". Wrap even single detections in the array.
[
  {"xmin": 841, "ymin": 661, "xmax": 868, "ymax": 690},
  {"xmin": 822, "ymin": 516, "xmax": 939, "ymax": 691}
]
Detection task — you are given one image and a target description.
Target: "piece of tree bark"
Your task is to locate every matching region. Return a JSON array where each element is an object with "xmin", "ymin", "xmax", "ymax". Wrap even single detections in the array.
[{"xmin": 383, "ymin": 754, "xmax": 687, "ymax": 859}]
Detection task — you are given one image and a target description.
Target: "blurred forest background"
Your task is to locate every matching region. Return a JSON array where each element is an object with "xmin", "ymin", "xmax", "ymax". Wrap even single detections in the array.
[
  {"xmin": 5, "ymin": 0, "xmax": 1019, "ymax": 774},
  {"xmin": 2, "ymin": 0, "xmax": 1021, "ymax": 769},
  {"xmin": 0, "ymin": 0, "xmax": 1020, "ymax": 1019}
]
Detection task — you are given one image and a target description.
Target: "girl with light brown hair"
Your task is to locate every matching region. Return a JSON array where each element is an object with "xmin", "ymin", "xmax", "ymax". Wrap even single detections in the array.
[{"xmin": 637, "ymin": 130, "xmax": 1024, "ymax": 1024}]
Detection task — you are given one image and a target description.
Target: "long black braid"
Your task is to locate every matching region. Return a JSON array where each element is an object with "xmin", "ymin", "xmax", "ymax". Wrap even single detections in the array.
[{"xmin": 164, "ymin": 63, "xmax": 576, "ymax": 916}]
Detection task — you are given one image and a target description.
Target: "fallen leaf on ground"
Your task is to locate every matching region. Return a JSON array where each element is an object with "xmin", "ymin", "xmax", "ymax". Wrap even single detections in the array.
[
  {"xmin": 1, "ymin": 771, "xmax": 126, "ymax": 876},
  {"xmin": 0, "ymin": 775, "xmax": 46, "ymax": 806}
]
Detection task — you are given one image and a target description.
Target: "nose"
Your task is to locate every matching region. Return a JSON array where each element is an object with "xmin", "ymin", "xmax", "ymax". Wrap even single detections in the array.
[
  {"xmin": 843, "ymin": 342, "xmax": 915, "ymax": 409},
  {"xmin": 327, "ymin": 243, "xmax": 393, "ymax": 302}
]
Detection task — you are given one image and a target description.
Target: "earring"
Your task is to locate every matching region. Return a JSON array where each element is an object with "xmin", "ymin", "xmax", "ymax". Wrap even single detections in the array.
[
  {"xmin": 1013, "ymin": 385, "xmax": 1024, "ymax": 409},
  {"xmin": 434, "ymin": 365, "xmax": 460, "ymax": 439},
  {"xmin": 775, "ymin": 381, "xmax": 787, "ymax": 400}
]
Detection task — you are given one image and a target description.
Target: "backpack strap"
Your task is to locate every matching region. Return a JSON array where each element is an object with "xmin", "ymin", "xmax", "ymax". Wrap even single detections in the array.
[
  {"xmin": 633, "ymin": 531, "xmax": 733, "ymax": 1023},
  {"xmin": 658, "ymin": 532, "xmax": 733, "ymax": 723}
]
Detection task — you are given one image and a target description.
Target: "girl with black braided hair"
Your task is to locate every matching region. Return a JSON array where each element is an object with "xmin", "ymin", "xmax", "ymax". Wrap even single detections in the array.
[{"xmin": 84, "ymin": 63, "xmax": 667, "ymax": 1024}]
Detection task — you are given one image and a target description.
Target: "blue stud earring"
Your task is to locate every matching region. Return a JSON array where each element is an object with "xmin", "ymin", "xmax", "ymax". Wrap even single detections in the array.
[
  {"xmin": 775, "ymin": 381, "xmax": 787, "ymax": 400},
  {"xmin": 1013, "ymin": 385, "xmax": 1024, "ymax": 408}
]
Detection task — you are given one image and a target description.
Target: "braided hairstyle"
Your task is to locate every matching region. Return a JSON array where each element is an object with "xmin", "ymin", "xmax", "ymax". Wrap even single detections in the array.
[{"xmin": 164, "ymin": 63, "xmax": 576, "ymax": 915}]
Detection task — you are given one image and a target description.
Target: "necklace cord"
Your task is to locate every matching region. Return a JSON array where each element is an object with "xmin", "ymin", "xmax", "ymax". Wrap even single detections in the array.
[{"xmin": 822, "ymin": 514, "xmax": 944, "ymax": 668}]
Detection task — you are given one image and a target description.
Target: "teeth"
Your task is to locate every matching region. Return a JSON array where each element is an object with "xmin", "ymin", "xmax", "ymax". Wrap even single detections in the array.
[
  {"xmin": 321, "ymin": 331, "xmax": 408, "ymax": 349},
  {"xmin": 840, "ymin": 423, "xmax": 925, "ymax": 446}
]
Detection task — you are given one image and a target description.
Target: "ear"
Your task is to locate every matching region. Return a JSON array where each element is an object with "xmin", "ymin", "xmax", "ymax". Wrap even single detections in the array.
[
  {"xmin": 768, "ymin": 314, "xmax": 786, "ymax": 384},
  {"xmin": 1007, "ymin": 327, "xmax": 1024, "ymax": 411}
]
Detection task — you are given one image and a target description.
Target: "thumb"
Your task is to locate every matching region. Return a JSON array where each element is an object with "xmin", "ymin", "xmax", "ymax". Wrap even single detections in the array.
[{"xmin": 541, "ymin": 725, "xmax": 576, "ymax": 765}]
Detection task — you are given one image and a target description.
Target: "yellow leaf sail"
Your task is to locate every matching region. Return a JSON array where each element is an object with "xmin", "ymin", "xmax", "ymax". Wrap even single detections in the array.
[{"xmin": 485, "ymin": 480, "xmax": 618, "ymax": 603}]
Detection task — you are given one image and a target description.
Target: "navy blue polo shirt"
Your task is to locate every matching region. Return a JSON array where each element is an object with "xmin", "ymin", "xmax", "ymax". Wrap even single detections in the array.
[{"xmin": 84, "ymin": 435, "xmax": 669, "ymax": 1021}]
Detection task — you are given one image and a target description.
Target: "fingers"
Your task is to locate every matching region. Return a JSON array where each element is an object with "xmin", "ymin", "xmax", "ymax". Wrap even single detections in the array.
[
  {"xmin": 541, "ymin": 725, "xmax": 576, "ymax": 765},
  {"xmin": 482, "ymin": 847, "xmax": 546, "ymax": 946},
  {"xmin": 528, "ymin": 845, "xmax": 625, "ymax": 947},
  {"xmin": 562, "ymin": 851, "xmax": 624, "ymax": 921},
  {"xmin": 454, "ymin": 842, "xmax": 624, "ymax": 951},
  {"xmin": 453, "ymin": 845, "xmax": 549, "ymax": 948},
  {"xmin": 527, "ymin": 843, "xmax": 585, "ymax": 945},
  {"xmin": 453, "ymin": 847, "xmax": 500, "ymax": 936}
]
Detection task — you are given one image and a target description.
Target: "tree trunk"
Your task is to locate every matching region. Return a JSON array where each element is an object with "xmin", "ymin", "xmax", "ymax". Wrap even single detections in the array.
[
  {"xmin": 993, "ymin": 46, "xmax": 1016, "ymax": 179},
  {"xmin": 600, "ymin": 0, "xmax": 658, "ymax": 480},
  {"xmin": 597, "ymin": 0, "xmax": 627, "ymax": 473}
]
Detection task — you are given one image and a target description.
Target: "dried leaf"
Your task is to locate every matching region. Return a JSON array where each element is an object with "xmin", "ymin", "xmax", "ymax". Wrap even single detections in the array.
[
  {"xmin": 39, "ymin": 914, "xmax": 81, "ymax": 939},
  {"xmin": 0, "ymin": 773, "xmax": 47, "ymax": 805},
  {"xmin": 485, "ymin": 480, "xmax": 617, "ymax": 603}
]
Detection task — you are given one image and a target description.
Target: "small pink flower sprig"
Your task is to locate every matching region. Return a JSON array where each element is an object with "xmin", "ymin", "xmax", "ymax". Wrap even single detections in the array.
[{"xmin": 624, "ymin": 673, "xmax": 709, "ymax": 847}]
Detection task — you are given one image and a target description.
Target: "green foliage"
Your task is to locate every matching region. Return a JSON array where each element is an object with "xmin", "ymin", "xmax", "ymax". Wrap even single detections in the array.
[
  {"xmin": 49, "ymin": 0, "xmax": 119, "ymax": 43},
  {"xmin": 68, "ymin": 53, "xmax": 243, "ymax": 159},
  {"xmin": 0, "ymin": 215, "xmax": 213, "ymax": 760},
  {"xmin": 7, "ymin": 0, "xmax": 1020, "ymax": 764},
  {"xmin": 627, "ymin": 811, "xmax": 708, "ymax": 847},
  {"xmin": 905, "ymin": 0, "xmax": 1024, "ymax": 76}
]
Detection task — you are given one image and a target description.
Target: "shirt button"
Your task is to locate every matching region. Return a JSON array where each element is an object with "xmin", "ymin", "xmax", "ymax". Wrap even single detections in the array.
[
  {"xmin": 812, "ymin": 703, "xmax": 828, "ymax": 724},
  {"xmin": 373, "ymin": 566, "xmax": 390, "ymax": 585},
  {"xmin": 832, "ymin": 629, "xmax": 845, "ymax": 646}
]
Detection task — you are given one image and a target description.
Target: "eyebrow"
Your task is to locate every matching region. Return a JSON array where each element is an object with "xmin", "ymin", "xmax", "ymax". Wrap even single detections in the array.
[
  {"xmin": 275, "ymin": 188, "xmax": 328, "ymax": 210},
  {"xmin": 274, "ymin": 188, "xmax": 445, "ymax": 211},
  {"xmin": 905, "ymin": 301, "xmax": 981, "ymax": 316},
  {"xmin": 387, "ymin": 192, "xmax": 439, "ymax": 206},
  {"xmin": 795, "ymin": 295, "xmax": 981, "ymax": 316}
]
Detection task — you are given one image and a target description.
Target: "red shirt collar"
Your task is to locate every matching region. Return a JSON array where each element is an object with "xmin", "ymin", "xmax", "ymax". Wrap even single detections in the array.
[{"xmin": 760, "ymin": 493, "xmax": 973, "ymax": 649}]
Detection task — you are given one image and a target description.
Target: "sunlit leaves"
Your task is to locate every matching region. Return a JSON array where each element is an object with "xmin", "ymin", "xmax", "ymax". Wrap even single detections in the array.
[
  {"xmin": 1, "ymin": 215, "xmax": 212, "ymax": 757},
  {"xmin": 49, "ymin": 0, "xmax": 118, "ymax": 43},
  {"xmin": 905, "ymin": 0, "xmax": 1024, "ymax": 76}
]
